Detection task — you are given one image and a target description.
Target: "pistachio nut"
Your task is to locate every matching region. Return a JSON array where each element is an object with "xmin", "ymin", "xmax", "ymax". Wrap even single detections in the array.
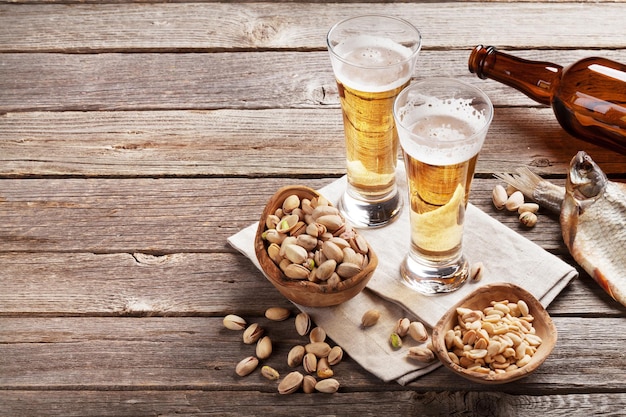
[
  {"xmin": 315, "ymin": 259, "xmax": 337, "ymax": 281},
  {"xmin": 295, "ymin": 312, "xmax": 311, "ymax": 336},
  {"xmin": 407, "ymin": 346, "xmax": 435, "ymax": 363},
  {"xmin": 389, "ymin": 332, "xmax": 402, "ymax": 350},
  {"xmin": 309, "ymin": 327, "xmax": 326, "ymax": 343},
  {"xmin": 263, "ymin": 228, "xmax": 286, "ymax": 244},
  {"xmin": 316, "ymin": 214, "xmax": 344, "ymax": 232},
  {"xmin": 278, "ymin": 371, "xmax": 304, "ymax": 395},
  {"xmin": 303, "ymin": 352, "xmax": 318, "ymax": 374},
  {"xmin": 395, "ymin": 318, "xmax": 410, "ymax": 337},
  {"xmin": 276, "ymin": 214, "xmax": 300, "ymax": 234},
  {"xmin": 361, "ymin": 309, "xmax": 381, "ymax": 328},
  {"xmin": 282, "ymin": 194, "xmax": 300, "ymax": 214},
  {"xmin": 328, "ymin": 346, "xmax": 344, "ymax": 366},
  {"xmin": 223, "ymin": 314, "xmax": 246, "ymax": 331},
  {"xmin": 267, "ymin": 242, "xmax": 283, "ymax": 264},
  {"xmin": 302, "ymin": 375, "xmax": 317, "ymax": 394},
  {"xmin": 315, "ymin": 378, "xmax": 339, "ymax": 394},
  {"xmin": 261, "ymin": 365, "xmax": 280, "ymax": 381},
  {"xmin": 408, "ymin": 321, "xmax": 428, "ymax": 343},
  {"xmin": 311, "ymin": 205, "xmax": 339, "ymax": 220},
  {"xmin": 265, "ymin": 307, "xmax": 291, "ymax": 321},
  {"xmin": 470, "ymin": 262, "xmax": 484, "ymax": 282},
  {"xmin": 505, "ymin": 191, "xmax": 525, "ymax": 211},
  {"xmin": 284, "ymin": 244, "xmax": 308, "ymax": 264},
  {"xmin": 283, "ymin": 263, "xmax": 310, "ymax": 280},
  {"xmin": 242, "ymin": 323, "xmax": 264, "ymax": 344},
  {"xmin": 336, "ymin": 262, "xmax": 361, "ymax": 279},
  {"xmin": 518, "ymin": 202, "xmax": 539, "ymax": 214},
  {"xmin": 265, "ymin": 214, "xmax": 281, "ymax": 230},
  {"xmin": 349, "ymin": 234, "xmax": 369, "ymax": 254},
  {"xmin": 235, "ymin": 356, "xmax": 258, "ymax": 377},
  {"xmin": 519, "ymin": 211, "xmax": 538, "ymax": 227},
  {"xmin": 321, "ymin": 240, "xmax": 344, "ymax": 263},
  {"xmin": 305, "ymin": 342, "xmax": 331, "ymax": 358},
  {"xmin": 296, "ymin": 234, "xmax": 318, "ymax": 251},
  {"xmin": 492, "ymin": 184, "xmax": 508, "ymax": 210},
  {"xmin": 287, "ymin": 345, "xmax": 305, "ymax": 368},
  {"xmin": 256, "ymin": 336, "xmax": 272, "ymax": 360},
  {"xmin": 316, "ymin": 357, "xmax": 333, "ymax": 379}
]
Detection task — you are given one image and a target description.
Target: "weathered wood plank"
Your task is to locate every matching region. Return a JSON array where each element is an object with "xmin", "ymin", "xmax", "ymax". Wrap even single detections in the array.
[
  {"xmin": 1, "ymin": 3, "xmax": 625, "ymax": 52},
  {"xmin": 0, "ymin": 317, "xmax": 624, "ymax": 390},
  {"xmin": 0, "ymin": 251, "xmax": 623, "ymax": 317},
  {"xmin": 2, "ymin": 50, "xmax": 626, "ymax": 112},
  {"xmin": 1, "ymin": 390, "xmax": 625, "ymax": 417},
  {"xmin": 2, "ymin": 109, "xmax": 626, "ymax": 177}
]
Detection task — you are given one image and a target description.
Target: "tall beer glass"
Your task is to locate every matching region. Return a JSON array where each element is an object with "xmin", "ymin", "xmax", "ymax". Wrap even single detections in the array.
[
  {"xmin": 327, "ymin": 16, "xmax": 422, "ymax": 228},
  {"xmin": 393, "ymin": 78, "xmax": 493, "ymax": 294}
]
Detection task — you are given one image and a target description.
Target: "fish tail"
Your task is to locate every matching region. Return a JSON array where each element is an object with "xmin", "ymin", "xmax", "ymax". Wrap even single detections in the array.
[{"xmin": 494, "ymin": 167, "xmax": 565, "ymax": 213}]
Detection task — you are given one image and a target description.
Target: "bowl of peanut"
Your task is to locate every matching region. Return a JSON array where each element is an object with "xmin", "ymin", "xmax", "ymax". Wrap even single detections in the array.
[
  {"xmin": 254, "ymin": 185, "xmax": 378, "ymax": 307},
  {"xmin": 431, "ymin": 282, "xmax": 557, "ymax": 384}
]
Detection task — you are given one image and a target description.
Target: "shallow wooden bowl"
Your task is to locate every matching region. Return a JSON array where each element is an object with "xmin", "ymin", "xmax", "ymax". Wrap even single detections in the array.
[
  {"xmin": 431, "ymin": 282, "xmax": 557, "ymax": 384},
  {"xmin": 254, "ymin": 185, "xmax": 377, "ymax": 307}
]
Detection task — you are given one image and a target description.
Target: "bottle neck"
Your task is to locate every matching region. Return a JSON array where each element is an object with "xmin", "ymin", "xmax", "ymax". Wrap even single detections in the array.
[{"xmin": 468, "ymin": 45, "xmax": 563, "ymax": 106}]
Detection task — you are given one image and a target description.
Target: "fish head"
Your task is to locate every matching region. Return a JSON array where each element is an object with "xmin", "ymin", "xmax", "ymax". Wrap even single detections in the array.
[{"xmin": 566, "ymin": 151, "xmax": 607, "ymax": 202}]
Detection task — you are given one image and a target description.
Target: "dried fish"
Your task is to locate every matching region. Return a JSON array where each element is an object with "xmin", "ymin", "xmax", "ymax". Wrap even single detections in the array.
[{"xmin": 495, "ymin": 151, "xmax": 626, "ymax": 307}]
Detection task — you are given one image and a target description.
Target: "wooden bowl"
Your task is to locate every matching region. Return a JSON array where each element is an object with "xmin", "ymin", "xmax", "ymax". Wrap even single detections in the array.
[
  {"xmin": 431, "ymin": 282, "xmax": 557, "ymax": 384},
  {"xmin": 254, "ymin": 185, "xmax": 377, "ymax": 307}
]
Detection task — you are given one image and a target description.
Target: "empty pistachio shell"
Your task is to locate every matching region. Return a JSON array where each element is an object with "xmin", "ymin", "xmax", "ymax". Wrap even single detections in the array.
[
  {"xmin": 309, "ymin": 327, "xmax": 326, "ymax": 343},
  {"xmin": 278, "ymin": 371, "xmax": 304, "ymax": 395},
  {"xmin": 261, "ymin": 365, "xmax": 280, "ymax": 381},
  {"xmin": 315, "ymin": 378, "xmax": 340, "ymax": 394},
  {"xmin": 243, "ymin": 323, "xmax": 264, "ymax": 344},
  {"xmin": 256, "ymin": 336, "xmax": 272, "ymax": 360},
  {"xmin": 235, "ymin": 356, "xmax": 258, "ymax": 377},
  {"xmin": 223, "ymin": 314, "xmax": 246, "ymax": 331},
  {"xmin": 265, "ymin": 307, "xmax": 291, "ymax": 321},
  {"xmin": 295, "ymin": 312, "xmax": 312, "ymax": 336},
  {"xmin": 328, "ymin": 346, "xmax": 344, "ymax": 366},
  {"xmin": 287, "ymin": 345, "xmax": 305, "ymax": 368},
  {"xmin": 361, "ymin": 309, "xmax": 381, "ymax": 327}
]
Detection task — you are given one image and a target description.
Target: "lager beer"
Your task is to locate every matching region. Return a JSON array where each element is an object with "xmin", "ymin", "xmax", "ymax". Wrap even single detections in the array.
[
  {"xmin": 394, "ymin": 78, "xmax": 493, "ymax": 294},
  {"xmin": 327, "ymin": 16, "xmax": 421, "ymax": 227}
]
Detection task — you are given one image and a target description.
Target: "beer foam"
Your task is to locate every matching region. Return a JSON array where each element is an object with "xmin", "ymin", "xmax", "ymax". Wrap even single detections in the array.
[
  {"xmin": 332, "ymin": 35, "xmax": 414, "ymax": 92},
  {"xmin": 397, "ymin": 96, "xmax": 489, "ymax": 165}
]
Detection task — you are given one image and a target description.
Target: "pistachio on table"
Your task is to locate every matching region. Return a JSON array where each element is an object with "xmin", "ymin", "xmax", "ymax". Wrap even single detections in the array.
[
  {"xmin": 235, "ymin": 356, "xmax": 259, "ymax": 377},
  {"xmin": 265, "ymin": 307, "xmax": 291, "ymax": 321},
  {"xmin": 295, "ymin": 312, "xmax": 311, "ymax": 336},
  {"xmin": 278, "ymin": 371, "xmax": 304, "ymax": 395},
  {"xmin": 223, "ymin": 314, "xmax": 247, "ymax": 331},
  {"xmin": 361, "ymin": 309, "xmax": 380, "ymax": 327},
  {"xmin": 242, "ymin": 323, "xmax": 264, "ymax": 344}
]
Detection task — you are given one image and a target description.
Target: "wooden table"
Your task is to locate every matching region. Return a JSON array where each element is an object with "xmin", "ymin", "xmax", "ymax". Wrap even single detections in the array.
[{"xmin": 1, "ymin": 1, "xmax": 625, "ymax": 415}]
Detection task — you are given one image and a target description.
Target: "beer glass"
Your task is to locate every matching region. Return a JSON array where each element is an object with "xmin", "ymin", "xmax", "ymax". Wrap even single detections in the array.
[
  {"xmin": 393, "ymin": 78, "xmax": 493, "ymax": 294},
  {"xmin": 327, "ymin": 16, "xmax": 422, "ymax": 228}
]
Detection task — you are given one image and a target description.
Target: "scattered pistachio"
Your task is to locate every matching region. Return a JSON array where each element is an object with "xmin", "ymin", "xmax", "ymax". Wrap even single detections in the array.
[
  {"xmin": 261, "ymin": 365, "xmax": 280, "ymax": 381},
  {"xmin": 305, "ymin": 342, "xmax": 331, "ymax": 358},
  {"xmin": 223, "ymin": 314, "xmax": 247, "ymax": 331},
  {"xmin": 395, "ymin": 318, "xmax": 411, "ymax": 337},
  {"xmin": 361, "ymin": 309, "xmax": 381, "ymax": 327},
  {"xmin": 408, "ymin": 321, "xmax": 429, "ymax": 343},
  {"xmin": 518, "ymin": 202, "xmax": 539, "ymax": 214},
  {"xmin": 470, "ymin": 262, "xmax": 485, "ymax": 282},
  {"xmin": 316, "ymin": 357, "xmax": 334, "ymax": 379},
  {"xmin": 235, "ymin": 356, "xmax": 258, "ymax": 377},
  {"xmin": 389, "ymin": 332, "xmax": 403, "ymax": 350},
  {"xmin": 302, "ymin": 375, "xmax": 317, "ymax": 394},
  {"xmin": 303, "ymin": 352, "xmax": 318, "ymax": 374},
  {"xmin": 492, "ymin": 184, "xmax": 508, "ymax": 210},
  {"xmin": 265, "ymin": 307, "xmax": 291, "ymax": 321},
  {"xmin": 519, "ymin": 211, "xmax": 538, "ymax": 227},
  {"xmin": 242, "ymin": 323, "xmax": 264, "ymax": 344},
  {"xmin": 505, "ymin": 191, "xmax": 525, "ymax": 211},
  {"xmin": 328, "ymin": 346, "xmax": 344, "ymax": 366},
  {"xmin": 315, "ymin": 378, "xmax": 340, "ymax": 394},
  {"xmin": 255, "ymin": 336, "xmax": 272, "ymax": 360},
  {"xmin": 295, "ymin": 312, "xmax": 312, "ymax": 336},
  {"xmin": 407, "ymin": 346, "xmax": 435, "ymax": 363},
  {"xmin": 278, "ymin": 371, "xmax": 304, "ymax": 395},
  {"xmin": 287, "ymin": 345, "xmax": 306, "ymax": 368}
]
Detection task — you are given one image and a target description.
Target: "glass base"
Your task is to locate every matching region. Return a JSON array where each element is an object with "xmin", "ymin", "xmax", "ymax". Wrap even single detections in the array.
[
  {"xmin": 338, "ymin": 189, "xmax": 402, "ymax": 228},
  {"xmin": 400, "ymin": 253, "xmax": 469, "ymax": 294}
]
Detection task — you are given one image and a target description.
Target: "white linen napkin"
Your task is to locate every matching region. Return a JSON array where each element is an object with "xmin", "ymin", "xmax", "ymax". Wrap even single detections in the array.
[{"xmin": 228, "ymin": 162, "xmax": 578, "ymax": 384}]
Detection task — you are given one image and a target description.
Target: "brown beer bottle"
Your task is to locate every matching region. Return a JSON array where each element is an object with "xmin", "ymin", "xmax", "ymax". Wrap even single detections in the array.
[{"xmin": 468, "ymin": 45, "xmax": 626, "ymax": 155}]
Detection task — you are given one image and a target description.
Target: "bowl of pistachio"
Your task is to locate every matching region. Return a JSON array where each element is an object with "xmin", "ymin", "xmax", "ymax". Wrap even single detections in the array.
[
  {"xmin": 254, "ymin": 185, "xmax": 377, "ymax": 307},
  {"xmin": 431, "ymin": 282, "xmax": 557, "ymax": 384}
]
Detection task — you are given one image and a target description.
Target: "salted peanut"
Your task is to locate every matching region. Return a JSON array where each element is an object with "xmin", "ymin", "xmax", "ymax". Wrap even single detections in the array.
[
  {"xmin": 505, "ymin": 191, "xmax": 525, "ymax": 211},
  {"xmin": 223, "ymin": 314, "xmax": 246, "ymax": 331},
  {"xmin": 315, "ymin": 378, "xmax": 340, "ymax": 394},
  {"xmin": 287, "ymin": 345, "xmax": 305, "ymax": 368},
  {"xmin": 519, "ymin": 211, "xmax": 538, "ymax": 227},
  {"xmin": 243, "ymin": 323, "xmax": 264, "ymax": 344},
  {"xmin": 361, "ymin": 309, "xmax": 381, "ymax": 327},
  {"xmin": 235, "ymin": 356, "xmax": 258, "ymax": 377},
  {"xmin": 303, "ymin": 352, "xmax": 317, "ymax": 374},
  {"xmin": 302, "ymin": 375, "xmax": 317, "ymax": 394},
  {"xmin": 295, "ymin": 312, "xmax": 312, "ymax": 336},
  {"xmin": 444, "ymin": 329, "xmax": 456, "ymax": 350},
  {"xmin": 492, "ymin": 184, "xmax": 508, "ymax": 210},
  {"xmin": 265, "ymin": 307, "xmax": 291, "ymax": 321},
  {"xmin": 448, "ymin": 351, "xmax": 460, "ymax": 365},
  {"xmin": 261, "ymin": 365, "xmax": 280, "ymax": 381},
  {"xmin": 278, "ymin": 371, "xmax": 304, "ymax": 395},
  {"xmin": 517, "ymin": 300, "xmax": 530, "ymax": 317},
  {"xmin": 309, "ymin": 327, "xmax": 326, "ymax": 343},
  {"xmin": 328, "ymin": 346, "xmax": 344, "ymax": 366},
  {"xmin": 407, "ymin": 346, "xmax": 435, "ymax": 363},
  {"xmin": 256, "ymin": 336, "xmax": 272, "ymax": 360},
  {"xmin": 305, "ymin": 342, "xmax": 331, "ymax": 358},
  {"xmin": 408, "ymin": 321, "xmax": 429, "ymax": 343},
  {"xmin": 466, "ymin": 349, "xmax": 488, "ymax": 360}
]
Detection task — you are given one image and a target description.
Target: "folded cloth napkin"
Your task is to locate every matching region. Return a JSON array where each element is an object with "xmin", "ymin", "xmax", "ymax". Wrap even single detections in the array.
[{"xmin": 228, "ymin": 161, "xmax": 578, "ymax": 385}]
